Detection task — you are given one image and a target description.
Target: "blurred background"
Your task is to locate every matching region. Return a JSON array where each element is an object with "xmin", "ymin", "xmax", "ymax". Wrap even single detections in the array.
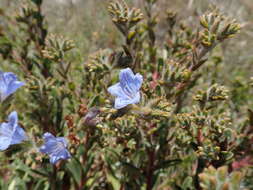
[{"xmin": 1, "ymin": 0, "xmax": 252, "ymax": 58}]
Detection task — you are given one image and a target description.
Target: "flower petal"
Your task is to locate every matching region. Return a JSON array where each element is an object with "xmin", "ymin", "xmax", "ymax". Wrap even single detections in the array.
[
  {"xmin": 0, "ymin": 72, "xmax": 25, "ymax": 102},
  {"xmin": 39, "ymin": 141, "xmax": 59, "ymax": 154},
  {"xmin": 0, "ymin": 122, "xmax": 14, "ymax": 151},
  {"xmin": 8, "ymin": 111, "xmax": 18, "ymax": 126},
  {"xmin": 119, "ymin": 68, "xmax": 135, "ymax": 86},
  {"xmin": 40, "ymin": 133, "xmax": 71, "ymax": 164},
  {"xmin": 0, "ymin": 136, "xmax": 12, "ymax": 151},
  {"xmin": 42, "ymin": 132, "xmax": 55, "ymax": 141},
  {"xmin": 3, "ymin": 72, "xmax": 18, "ymax": 84},
  {"xmin": 134, "ymin": 73, "xmax": 143, "ymax": 90},
  {"xmin": 0, "ymin": 72, "xmax": 8, "ymax": 101},
  {"xmin": 49, "ymin": 149, "xmax": 71, "ymax": 164},
  {"xmin": 0, "ymin": 120, "xmax": 13, "ymax": 151},
  {"xmin": 56, "ymin": 137, "xmax": 68, "ymax": 148},
  {"xmin": 0, "ymin": 122, "xmax": 14, "ymax": 137},
  {"xmin": 6, "ymin": 81, "xmax": 25, "ymax": 98},
  {"xmin": 108, "ymin": 83, "xmax": 125, "ymax": 97},
  {"xmin": 10, "ymin": 126, "xmax": 27, "ymax": 145},
  {"xmin": 0, "ymin": 111, "xmax": 27, "ymax": 151},
  {"xmin": 119, "ymin": 68, "xmax": 136, "ymax": 94},
  {"xmin": 114, "ymin": 92, "xmax": 140, "ymax": 109},
  {"xmin": 39, "ymin": 137, "xmax": 58, "ymax": 154}
]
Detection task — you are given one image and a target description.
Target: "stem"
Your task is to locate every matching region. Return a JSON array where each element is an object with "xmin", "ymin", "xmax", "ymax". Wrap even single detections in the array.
[
  {"xmin": 78, "ymin": 130, "xmax": 91, "ymax": 190},
  {"xmin": 174, "ymin": 43, "xmax": 218, "ymax": 113},
  {"xmin": 194, "ymin": 158, "xmax": 206, "ymax": 190},
  {"xmin": 50, "ymin": 165, "xmax": 57, "ymax": 190},
  {"xmin": 120, "ymin": 184, "xmax": 124, "ymax": 190},
  {"xmin": 190, "ymin": 43, "xmax": 217, "ymax": 72},
  {"xmin": 146, "ymin": 148, "xmax": 155, "ymax": 190}
]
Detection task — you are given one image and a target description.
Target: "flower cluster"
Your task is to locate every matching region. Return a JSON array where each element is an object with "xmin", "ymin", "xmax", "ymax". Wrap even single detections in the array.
[
  {"xmin": 0, "ymin": 68, "xmax": 142, "ymax": 164},
  {"xmin": 0, "ymin": 70, "xmax": 71, "ymax": 164}
]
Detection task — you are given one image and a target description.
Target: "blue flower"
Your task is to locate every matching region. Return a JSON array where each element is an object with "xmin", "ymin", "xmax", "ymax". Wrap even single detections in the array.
[
  {"xmin": 39, "ymin": 132, "xmax": 71, "ymax": 164},
  {"xmin": 108, "ymin": 68, "xmax": 143, "ymax": 109},
  {"xmin": 0, "ymin": 71, "xmax": 25, "ymax": 102},
  {"xmin": 0, "ymin": 111, "xmax": 27, "ymax": 151}
]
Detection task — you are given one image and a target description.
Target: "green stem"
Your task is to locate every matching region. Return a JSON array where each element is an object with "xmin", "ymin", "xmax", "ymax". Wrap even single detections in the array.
[
  {"xmin": 50, "ymin": 165, "xmax": 57, "ymax": 190},
  {"xmin": 146, "ymin": 148, "xmax": 155, "ymax": 190}
]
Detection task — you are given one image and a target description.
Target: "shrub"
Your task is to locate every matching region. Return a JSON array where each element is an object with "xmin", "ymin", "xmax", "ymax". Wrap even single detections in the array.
[{"xmin": 0, "ymin": 0, "xmax": 252, "ymax": 189}]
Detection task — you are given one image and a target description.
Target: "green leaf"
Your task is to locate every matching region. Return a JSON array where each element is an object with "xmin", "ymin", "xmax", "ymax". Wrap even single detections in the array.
[
  {"xmin": 107, "ymin": 173, "xmax": 121, "ymax": 190},
  {"xmin": 66, "ymin": 158, "xmax": 82, "ymax": 184}
]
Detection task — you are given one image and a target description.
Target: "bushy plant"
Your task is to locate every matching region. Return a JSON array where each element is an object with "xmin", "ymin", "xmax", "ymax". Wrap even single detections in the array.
[{"xmin": 0, "ymin": 0, "xmax": 252, "ymax": 189}]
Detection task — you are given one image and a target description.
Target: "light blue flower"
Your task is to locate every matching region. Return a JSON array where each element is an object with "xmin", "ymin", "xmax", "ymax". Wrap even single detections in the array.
[
  {"xmin": 39, "ymin": 132, "xmax": 71, "ymax": 164},
  {"xmin": 0, "ymin": 71, "xmax": 25, "ymax": 102},
  {"xmin": 108, "ymin": 68, "xmax": 143, "ymax": 109},
  {"xmin": 0, "ymin": 111, "xmax": 27, "ymax": 151}
]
